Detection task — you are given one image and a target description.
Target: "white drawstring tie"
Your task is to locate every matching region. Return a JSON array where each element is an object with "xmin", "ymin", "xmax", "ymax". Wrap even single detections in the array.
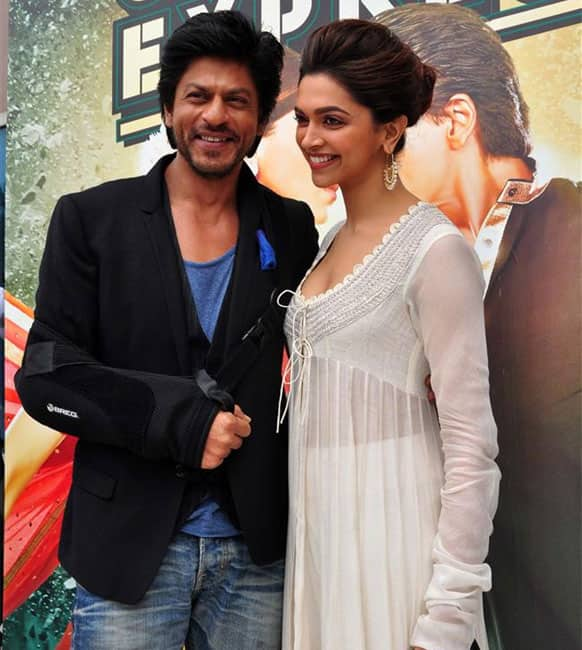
[{"xmin": 276, "ymin": 290, "xmax": 313, "ymax": 433}]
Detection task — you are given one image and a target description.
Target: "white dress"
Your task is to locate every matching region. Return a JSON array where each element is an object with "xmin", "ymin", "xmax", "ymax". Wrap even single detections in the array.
[{"xmin": 282, "ymin": 203, "xmax": 500, "ymax": 650}]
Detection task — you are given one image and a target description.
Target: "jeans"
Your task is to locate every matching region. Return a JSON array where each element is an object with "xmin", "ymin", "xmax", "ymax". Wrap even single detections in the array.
[{"xmin": 71, "ymin": 533, "xmax": 284, "ymax": 650}]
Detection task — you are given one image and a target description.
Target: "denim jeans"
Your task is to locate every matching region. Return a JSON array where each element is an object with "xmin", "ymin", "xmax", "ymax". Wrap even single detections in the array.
[{"xmin": 71, "ymin": 533, "xmax": 284, "ymax": 650}]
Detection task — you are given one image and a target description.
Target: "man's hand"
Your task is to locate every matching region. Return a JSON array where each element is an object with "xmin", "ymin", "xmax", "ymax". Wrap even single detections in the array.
[{"xmin": 201, "ymin": 405, "xmax": 251, "ymax": 469}]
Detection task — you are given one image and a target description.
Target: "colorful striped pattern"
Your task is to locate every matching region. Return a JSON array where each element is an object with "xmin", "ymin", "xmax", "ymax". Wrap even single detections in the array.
[{"xmin": 4, "ymin": 292, "xmax": 76, "ymax": 630}]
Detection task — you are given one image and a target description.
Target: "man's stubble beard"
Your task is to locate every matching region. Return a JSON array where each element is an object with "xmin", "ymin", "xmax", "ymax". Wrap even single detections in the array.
[{"xmin": 177, "ymin": 131, "xmax": 250, "ymax": 180}]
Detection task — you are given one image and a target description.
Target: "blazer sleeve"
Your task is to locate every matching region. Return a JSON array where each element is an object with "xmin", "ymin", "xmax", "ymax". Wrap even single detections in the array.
[{"xmin": 15, "ymin": 193, "xmax": 219, "ymax": 468}]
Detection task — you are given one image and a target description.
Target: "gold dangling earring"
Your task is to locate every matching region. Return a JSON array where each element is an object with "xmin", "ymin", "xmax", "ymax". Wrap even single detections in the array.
[{"xmin": 383, "ymin": 152, "xmax": 398, "ymax": 191}]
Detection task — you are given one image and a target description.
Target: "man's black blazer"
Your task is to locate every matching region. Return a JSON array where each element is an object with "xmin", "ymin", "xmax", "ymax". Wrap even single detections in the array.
[{"xmin": 16, "ymin": 154, "xmax": 318, "ymax": 604}]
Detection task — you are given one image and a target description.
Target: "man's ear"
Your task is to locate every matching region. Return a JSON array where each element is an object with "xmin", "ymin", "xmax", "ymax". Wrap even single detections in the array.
[
  {"xmin": 442, "ymin": 94, "xmax": 477, "ymax": 150},
  {"xmin": 382, "ymin": 115, "xmax": 408, "ymax": 154},
  {"xmin": 163, "ymin": 105, "xmax": 173, "ymax": 128}
]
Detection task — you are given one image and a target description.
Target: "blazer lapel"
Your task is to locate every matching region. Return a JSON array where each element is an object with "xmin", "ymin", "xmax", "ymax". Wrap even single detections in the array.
[
  {"xmin": 208, "ymin": 164, "xmax": 278, "ymax": 371},
  {"xmin": 138, "ymin": 154, "xmax": 193, "ymax": 375},
  {"xmin": 486, "ymin": 203, "xmax": 527, "ymax": 300}
]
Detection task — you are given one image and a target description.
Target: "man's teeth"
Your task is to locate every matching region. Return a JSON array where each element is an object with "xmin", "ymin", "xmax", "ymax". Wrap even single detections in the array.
[
  {"xmin": 310, "ymin": 154, "xmax": 335, "ymax": 164},
  {"xmin": 200, "ymin": 135, "xmax": 229, "ymax": 142}
]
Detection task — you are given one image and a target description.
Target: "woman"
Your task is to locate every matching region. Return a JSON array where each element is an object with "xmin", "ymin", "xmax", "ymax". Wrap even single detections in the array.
[{"xmin": 281, "ymin": 20, "xmax": 500, "ymax": 650}]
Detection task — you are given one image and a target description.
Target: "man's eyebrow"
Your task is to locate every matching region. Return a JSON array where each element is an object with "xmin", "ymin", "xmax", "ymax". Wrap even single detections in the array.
[
  {"xmin": 182, "ymin": 83, "xmax": 252, "ymax": 96},
  {"xmin": 182, "ymin": 83, "xmax": 207, "ymax": 92},
  {"xmin": 294, "ymin": 105, "xmax": 351, "ymax": 116},
  {"xmin": 224, "ymin": 87, "xmax": 252, "ymax": 96}
]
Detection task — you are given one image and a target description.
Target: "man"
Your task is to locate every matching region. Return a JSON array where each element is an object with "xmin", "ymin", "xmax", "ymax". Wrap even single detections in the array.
[
  {"xmin": 378, "ymin": 6, "xmax": 581, "ymax": 650},
  {"xmin": 15, "ymin": 11, "xmax": 318, "ymax": 650}
]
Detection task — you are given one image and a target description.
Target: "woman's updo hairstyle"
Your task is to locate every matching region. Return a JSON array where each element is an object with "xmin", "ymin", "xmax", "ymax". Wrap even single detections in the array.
[{"xmin": 299, "ymin": 19, "xmax": 436, "ymax": 153}]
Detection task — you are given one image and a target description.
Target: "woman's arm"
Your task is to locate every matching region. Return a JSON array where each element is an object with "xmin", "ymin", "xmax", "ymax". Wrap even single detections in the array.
[{"xmin": 406, "ymin": 231, "xmax": 500, "ymax": 650}]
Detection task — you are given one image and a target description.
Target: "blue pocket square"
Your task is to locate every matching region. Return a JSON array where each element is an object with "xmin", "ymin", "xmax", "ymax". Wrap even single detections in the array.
[{"xmin": 256, "ymin": 229, "xmax": 277, "ymax": 270}]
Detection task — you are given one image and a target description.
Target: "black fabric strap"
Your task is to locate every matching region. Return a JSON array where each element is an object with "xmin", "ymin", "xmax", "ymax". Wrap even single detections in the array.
[
  {"xmin": 194, "ymin": 368, "xmax": 235, "ymax": 413},
  {"xmin": 217, "ymin": 291, "xmax": 284, "ymax": 393},
  {"xmin": 194, "ymin": 291, "xmax": 285, "ymax": 408}
]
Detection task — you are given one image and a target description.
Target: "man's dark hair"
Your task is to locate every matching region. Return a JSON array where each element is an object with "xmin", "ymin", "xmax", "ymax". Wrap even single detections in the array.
[
  {"xmin": 300, "ymin": 20, "xmax": 436, "ymax": 154},
  {"xmin": 377, "ymin": 5, "xmax": 534, "ymax": 168},
  {"xmin": 158, "ymin": 11, "xmax": 283, "ymax": 152}
]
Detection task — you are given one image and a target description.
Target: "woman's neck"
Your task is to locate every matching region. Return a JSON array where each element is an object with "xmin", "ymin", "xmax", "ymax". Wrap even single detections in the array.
[{"xmin": 341, "ymin": 171, "xmax": 420, "ymax": 235}]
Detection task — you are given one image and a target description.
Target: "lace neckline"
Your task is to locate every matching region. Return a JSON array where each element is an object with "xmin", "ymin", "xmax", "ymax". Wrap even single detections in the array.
[{"xmin": 297, "ymin": 201, "xmax": 428, "ymax": 306}]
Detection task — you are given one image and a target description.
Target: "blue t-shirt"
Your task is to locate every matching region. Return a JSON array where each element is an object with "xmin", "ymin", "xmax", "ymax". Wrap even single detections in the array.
[
  {"xmin": 182, "ymin": 245, "xmax": 240, "ymax": 538},
  {"xmin": 184, "ymin": 246, "xmax": 235, "ymax": 342}
]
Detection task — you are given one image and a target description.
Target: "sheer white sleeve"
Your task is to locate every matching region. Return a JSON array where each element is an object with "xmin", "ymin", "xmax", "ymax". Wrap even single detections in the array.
[{"xmin": 406, "ymin": 232, "xmax": 500, "ymax": 650}]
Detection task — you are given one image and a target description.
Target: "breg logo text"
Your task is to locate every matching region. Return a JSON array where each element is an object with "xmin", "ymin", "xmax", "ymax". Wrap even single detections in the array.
[{"xmin": 47, "ymin": 403, "xmax": 80, "ymax": 419}]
